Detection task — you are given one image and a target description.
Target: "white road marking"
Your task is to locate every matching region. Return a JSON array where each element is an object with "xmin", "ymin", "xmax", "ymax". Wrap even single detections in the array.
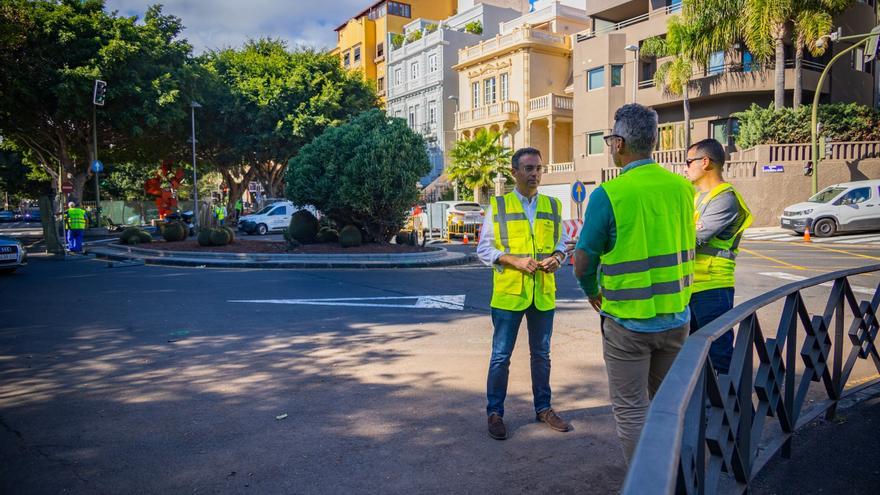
[
  {"xmin": 759, "ymin": 272, "xmax": 876, "ymax": 296},
  {"xmin": 229, "ymin": 294, "xmax": 466, "ymax": 310}
]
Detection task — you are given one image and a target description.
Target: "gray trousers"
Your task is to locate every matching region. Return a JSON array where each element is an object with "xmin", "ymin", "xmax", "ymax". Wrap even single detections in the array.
[{"xmin": 601, "ymin": 317, "xmax": 689, "ymax": 464}]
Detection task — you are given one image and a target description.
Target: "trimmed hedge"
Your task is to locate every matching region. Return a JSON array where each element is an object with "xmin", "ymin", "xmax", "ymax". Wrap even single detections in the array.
[{"xmin": 734, "ymin": 103, "xmax": 880, "ymax": 149}]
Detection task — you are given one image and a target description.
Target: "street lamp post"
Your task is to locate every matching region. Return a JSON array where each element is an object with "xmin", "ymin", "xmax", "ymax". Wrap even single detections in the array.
[
  {"xmin": 190, "ymin": 101, "xmax": 201, "ymax": 232},
  {"xmin": 810, "ymin": 26, "xmax": 879, "ymax": 195},
  {"xmin": 447, "ymin": 95, "xmax": 460, "ymax": 201},
  {"xmin": 625, "ymin": 44, "xmax": 640, "ymax": 103}
]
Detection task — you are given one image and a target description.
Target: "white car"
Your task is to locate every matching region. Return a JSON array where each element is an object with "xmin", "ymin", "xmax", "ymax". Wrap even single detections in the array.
[
  {"xmin": 238, "ymin": 201, "xmax": 319, "ymax": 235},
  {"xmin": 780, "ymin": 179, "xmax": 880, "ymax": 237},
  {"xmin": 0, "ymin": 236, "xmax": 27, "ymax": 274}
]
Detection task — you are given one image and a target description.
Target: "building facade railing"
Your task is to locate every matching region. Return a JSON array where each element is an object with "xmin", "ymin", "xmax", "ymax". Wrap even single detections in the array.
[
  {"xmin": 528, "ymin": 93, "xmax": 574, "ymax": 113},
  {"xmin": 546, "ymin": 162, "xmax": 575, "ymax": 174},
  {"xmin": 455, "ymin": 100, "xmax": 520, "ymax": 127},
  {"xmin": 624, "ymin": 264, "xmax": 880, "ymax": 494},
  {"xmin": 574, "ymin": 4, "xmax": 682, "ymax": 43},
  {"xmin": 458, "ymin": 26, "xmax": 568, "ymax": 64},
  {"xmin": 727, "ymin": 141, "xmax": 880, "ymax": 164}
]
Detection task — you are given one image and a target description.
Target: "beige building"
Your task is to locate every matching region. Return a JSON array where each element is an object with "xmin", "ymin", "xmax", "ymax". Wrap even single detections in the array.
[
  {"xmin": 452, "ymin": 0, "xmax": 590, "ymax": 207},
  {"xmin": 569, "ymin": 0, "xmax": 878, "ymax": 192}
]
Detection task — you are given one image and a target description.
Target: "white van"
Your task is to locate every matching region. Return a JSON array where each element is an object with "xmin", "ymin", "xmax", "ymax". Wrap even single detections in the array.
[
  {"xmin": 780, "ymin": 179, "xmax": 880, "ymax": 237},
  {"xmin": 238, "ymin": 201, "xmax": 319, "ymax": 235}
]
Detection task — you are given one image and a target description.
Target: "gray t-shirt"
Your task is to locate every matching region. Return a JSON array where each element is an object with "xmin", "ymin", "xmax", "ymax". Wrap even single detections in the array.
[{"xmin": 695, "ymin": 189, "xmax": 744, "ymax": 246}]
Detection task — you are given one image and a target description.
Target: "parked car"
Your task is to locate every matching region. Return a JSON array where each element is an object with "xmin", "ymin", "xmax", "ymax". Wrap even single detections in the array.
[
  {"xmin": 0, "ymin": 210, "xmax": 16, "ymax": 222},
  {"xmin": 22, "ymin": 209, "xmax": 40, "ymax": 223},
  {"xmin": 780, "ymin": 179, "xmax": 880, "ymax": 237},
  {"xmin": 0, "ymin": 235, "xmax": 27, "ymax": 274},
  {"xmin": 237, "ymin": 201, "xmax": 319, "ymax": 235}
]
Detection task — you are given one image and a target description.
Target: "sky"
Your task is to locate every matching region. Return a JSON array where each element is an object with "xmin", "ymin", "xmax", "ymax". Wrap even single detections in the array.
[{"xmin": 105, "ymin": 1, "xmax": 541, "ymax": 54}]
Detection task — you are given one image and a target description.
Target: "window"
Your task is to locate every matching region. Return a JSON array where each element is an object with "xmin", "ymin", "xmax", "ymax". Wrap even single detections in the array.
[
  {"xmin": 428, "ymin": 54, "xmax": 438, "ymax": 73},
  {"xmin": 708, "ymin": 51, "xmax": 725, "ymax": 75},
  {"xmin": 742, "ymin": 51, "xmax": 754, "ymax": 72},
  {"xmin": 587, "ymin": 132, "xmax": 604, "ymax": 155},
  {"xmin": 343, "ymin": 52, "xmax": 350, "ymax": 68},
  {"xmin": 395, "ymin": 68, "xmax": 403, "ymax": 85},
  {"xmin": 269, "ymin": 207, "xmax": 286, "ymax": 216},
  {"xmin": 388, "ymin": 1, "xmax": 411, "ymax": 18},
  {"xmin": 410, "ymin": 62, "xmax": 419, "ymax": 80},
  {"xmin": 428, "ymin": 102, "xmax": 437, "ymax": 124},
  {"xmin": 500, "ymin": 73, "xmax": 509, "ymax": 101},
  {"xmin": 472, "ymin": 81, "xmax": 480, "ymax": 108},
  {"xmin": 666, "ymin": 0, "xmax": 683, "ymax": 11},
  {"xmin": 711, "ymin": 118, "xmax": 739, "ymax": 145},
  {"xmin": 611, "ymin": 65, "xmax": 623, "ymax": 86},
  {"xmin": 377, "ymin": 77, "xmax": 385, "ymax": 92},
  {"xmin": 367, "ymin": 3, "xmax": 387, "ymax": 20},
  {"xmin": 376, "ymin": 43, "xmax": 384, "ymax": 59},
  {"xmin": 587, "ymin": 67, "xmax": 605, "ymax": 90},
  {"xmin": 353, "ymin": 46, "xmax": 361, "ymax": 63},
  {"xmin": 837, "ymin": 187, "xmax": 872, "ymax": 205},
  {"xmin": 484, "ymin": 77, "xmax": 496, "ymax": 105},
  {"xmin": 408, "ymin": 106, "xmax": 416, "ymax": 128}
]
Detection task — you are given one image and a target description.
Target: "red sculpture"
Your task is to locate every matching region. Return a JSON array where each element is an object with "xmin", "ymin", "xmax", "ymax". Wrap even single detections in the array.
[{"xmin": 144, "ymin": 160, "xmax": 185, "ymax": 218}]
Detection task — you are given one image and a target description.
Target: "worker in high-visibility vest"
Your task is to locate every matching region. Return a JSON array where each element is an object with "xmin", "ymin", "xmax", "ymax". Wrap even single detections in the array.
[
  {"xmin": 476, "ymin": 147, "xmax": 571, "ymax": 441},
  {"xmin": 65, "ymin": 201, "xmax": 87, "ymax": 253},
  {"xmin": 685, "ymin": 139, "xmax": 753, "ymax": 374},
  {"xmin": 574, "ymin": 104, "xmax": 695, "ymax": 463},
  {"xmin": 214, "ymin": 203, "xmax": 226, "ymax": 226}
]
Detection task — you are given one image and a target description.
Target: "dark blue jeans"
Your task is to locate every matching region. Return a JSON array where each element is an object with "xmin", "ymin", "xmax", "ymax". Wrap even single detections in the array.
[
  {"xmin": 689, "ymin": 287, "xmax": 735, "ymax": 374},
  {"xmin": 68, "ymin": 229, "xmax": 84, "ymax": 252},
  {"xmin": 486, "ymin": 303, "xmax": 554, "ymax": 417}
]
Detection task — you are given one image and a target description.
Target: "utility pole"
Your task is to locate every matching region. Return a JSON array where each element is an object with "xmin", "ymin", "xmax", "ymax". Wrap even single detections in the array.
[
  {"xmin": 191, "ymin": 101, "xmax": 202, "ymax": 232},
  {"xmin": 92, "ymin": 80, "xmax": 107, "ymax": 224}
]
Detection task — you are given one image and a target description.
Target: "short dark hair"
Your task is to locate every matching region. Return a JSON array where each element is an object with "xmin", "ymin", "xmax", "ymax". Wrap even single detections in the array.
[
  {"xmin": 511, "ymin": 147, "xmax": 541, "ymax": 168},
  {"xmin": 688, "ymin": 138, "xmax": 726, "ymax": 167}
]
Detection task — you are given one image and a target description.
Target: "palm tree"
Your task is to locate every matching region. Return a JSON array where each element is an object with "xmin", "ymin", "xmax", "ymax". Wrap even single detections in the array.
[
  {"xmin": 742, "ymin": 0, "xmax": 792, "ymax": 110},
  {"xmin": 447, "ymin": 131, "xmax": 513, "ymax": 203},
  {"xmin": 791, "ymin": 0, "xmax": 850, "ymax": 108},
  {"xmin": 641, "ymin": 17, "xmax": 696, "ymax": 150}
]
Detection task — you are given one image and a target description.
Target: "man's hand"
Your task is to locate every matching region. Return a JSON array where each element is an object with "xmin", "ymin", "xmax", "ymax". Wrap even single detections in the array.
[
  {"xmin": 511, "ymin": 256, "xmax": 539, "ymax": 274},
  {"xmin": 565, "ymin": 238, "xmax": 577, "ymax": 256},
  {"xmin": 587, "ymin": 293, "xmax": 602, "ymax": 312},
  {"xmin": 538, "ymin": 254, "xmax": 562, "ymax": 273}
]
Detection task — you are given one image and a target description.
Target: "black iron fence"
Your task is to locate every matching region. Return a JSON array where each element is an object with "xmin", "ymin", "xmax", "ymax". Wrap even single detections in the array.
[{"xmin": 624, "ymin": 264, "xmax": 880, "ymax": 494}]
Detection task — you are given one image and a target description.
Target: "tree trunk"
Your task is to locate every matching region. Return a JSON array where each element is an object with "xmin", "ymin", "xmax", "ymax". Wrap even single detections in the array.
[
  {"xmin": 683, "ymin": 85, "xmax": 691, "ymax": 150},
  {"xmin": 221, "ymin": 165, "xmax": 256, "ymax": 213},
  {"xmin": 38, "ymin": 195, "xmax": 63, "ymax": 255},
  {"xmin": 774, "ymin": 29, "xmax": 786, "ymax": 110},
  {"xmin": 793, "ymin": 39, "xmax": 804, "ymax": 109}
]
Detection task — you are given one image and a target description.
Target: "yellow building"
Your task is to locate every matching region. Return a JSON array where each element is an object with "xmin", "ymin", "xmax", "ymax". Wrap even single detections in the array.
[{"xmin": 333, "ymin": 0, "xmax": 459, "ymax": 102}]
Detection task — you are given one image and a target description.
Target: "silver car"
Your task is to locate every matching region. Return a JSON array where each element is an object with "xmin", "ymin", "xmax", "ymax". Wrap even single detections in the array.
[{"xmin": 0, "ymin": 236, "xmax": 27, "ymax": 274}]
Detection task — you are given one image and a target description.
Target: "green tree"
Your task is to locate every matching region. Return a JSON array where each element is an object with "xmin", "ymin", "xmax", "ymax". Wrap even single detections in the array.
[
  {"xmin": 791, "ymin": 1, "xmax": 850, "ymax": 108},
  {"xmin": 285, "ymin": 110, "xmax": 430, "ymax": 243},
  {"xmin": 742, "ymin": 0, "xmax": 791, "ymax": 109},
  {"xmin": 447, "ymin": 131, "xmax": 513, "ymax": 203},
  {"xmin": 641, "ymin": 17, "xmax": 697, "ymax": 149},
  {"xmin": 0, "ymin": 0, "xmax": 193, "ymax": 202}
]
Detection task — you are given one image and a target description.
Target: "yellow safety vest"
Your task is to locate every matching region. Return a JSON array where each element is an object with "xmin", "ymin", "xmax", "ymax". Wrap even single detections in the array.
[
  {"xmin": 693, "ymin": 183, "xmax": 753, "ymax": 293},
  {"xmin": 67, "ymin": 208, "xmax": 86, "ymax": 230},
  {"xmin": 599, "ymin": 163, "xmax": 696, "ymax": 319},
  {"xmin": 490, "ymin": 192, "xmax": 562, "ymax": 311}
]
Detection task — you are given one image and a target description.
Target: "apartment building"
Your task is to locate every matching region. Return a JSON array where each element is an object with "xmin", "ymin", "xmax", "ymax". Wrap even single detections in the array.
[
  {"xmin": 453, "ymin": 0, "xmax": 590, "ymax": 209},
  {"xmin": 570, "ymin": 0, "xmax": 878, "ymax": 186},
  {"xmin": 332, "ymin": 0, "xmax": 458, "ymax": 103},
  {"xmin": 385, "ymin": 3, "xmax": 524, "ymax": 187}
]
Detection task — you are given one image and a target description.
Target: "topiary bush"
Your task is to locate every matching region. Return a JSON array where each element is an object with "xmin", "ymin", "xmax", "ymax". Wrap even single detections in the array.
[
  {"xmin": 316, "ymin": 227, "xmax": 339, "ymax": 243},
  {"xmin": 209, "ymin": 228, "xmax": 230, "ymax": 246},
  {"xmin": 395, "ymin": 230, "xmax": 414, "ymax": 245},
  {"xmin": 120, "ymin": 227, "xmax": 150, "ymax": 245},
  {"xmin": 162, "ymin": 221, "xmax": 188, "ymax": 242},
  {"xmin": 339, "ymin": 224, "xmax": 362, "ymax": 248},
  {"xmin": 289, "ymin": 210, "xmax": 319, "ymax": 243},
  {"xmin": 137, "ymin": 230, "xmax": 153, "ymax": 244},
  {"xmin": 221, "ymin": 226, "xmax": 235, "ymax": 244},
  {"xmin": 197, "ymin": 229, "xmax": 213, "ymax": 246}
]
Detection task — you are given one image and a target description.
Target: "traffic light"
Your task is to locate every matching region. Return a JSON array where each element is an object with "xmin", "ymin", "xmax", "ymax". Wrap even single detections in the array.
[
  {"xmin": 803, "ymin": 161, "xmax": 813, "ymax": 176},
  {"xmin": 93, "ymin": 80, "xmax": 107, "ymax": 106}
]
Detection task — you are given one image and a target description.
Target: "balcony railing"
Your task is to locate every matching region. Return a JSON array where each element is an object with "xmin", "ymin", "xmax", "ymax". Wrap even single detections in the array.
[
  {"xmin": 459, "ymin": 26, "xmax": 568, "ymax": 64},
  {"xmin": 528, "ymin": 93, "xmax": 574, "ymax": 113},
  {"xmin": 456, "ymin": 100, "xmax": 520, "ymax": 127},
  {"xmin": 575, "ymin": 4, "xmax": 682, "ymax": 43},
  {"xmin": 546, "ymin": 162, "xmax": 575, "ymax": 174}
]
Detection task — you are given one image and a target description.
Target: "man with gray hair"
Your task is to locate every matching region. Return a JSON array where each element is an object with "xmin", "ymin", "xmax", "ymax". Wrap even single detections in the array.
[{"xmin": 574, "ymin": 103, "xmax": 696, "ymax": 463}]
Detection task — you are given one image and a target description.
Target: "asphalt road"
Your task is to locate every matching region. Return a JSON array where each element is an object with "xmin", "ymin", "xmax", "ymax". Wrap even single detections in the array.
[{"xmin": 1, "ymin": 238, "xmax": 879, "ymax": 494}]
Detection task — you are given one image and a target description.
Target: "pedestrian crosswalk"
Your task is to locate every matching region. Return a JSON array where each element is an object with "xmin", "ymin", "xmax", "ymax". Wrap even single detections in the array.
[{"xmin": 742, "ymin": 228, "xmax": 880, "ymax": 245}]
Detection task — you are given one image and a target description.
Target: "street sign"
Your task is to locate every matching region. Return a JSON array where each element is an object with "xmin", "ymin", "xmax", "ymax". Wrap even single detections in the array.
[
  {"xmin": 864, "ymin": 25, "xmax": 879, "ymax": 64},
  {"xmin": 761, "ymin": 165, "xmax": 784, "ymax": 173},
  {"xmin": 61, "ymin": 181, "xmax": 74, "ymax": 193},
  {"xmin": 91, "ymin": 160, "xmax": 104, "ymax": 173},
  {"xmin": 571, "ymin": 181, "xmax": 587, "ymax": 203}
]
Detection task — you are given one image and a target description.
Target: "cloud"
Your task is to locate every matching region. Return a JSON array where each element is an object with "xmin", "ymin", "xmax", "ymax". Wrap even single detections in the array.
[{"xmin": 105, "ymin": 0, "xmax": 369, "ymax": 53}]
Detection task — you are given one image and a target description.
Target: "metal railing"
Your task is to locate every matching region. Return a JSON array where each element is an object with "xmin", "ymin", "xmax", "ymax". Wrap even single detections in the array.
[
  {"xmin": 575, "ymin": 4, "xmax": 682, "ymax": 43},
  {"xmin": 624, "ymin": 264, "xmax": 880, "ymax": 494}
]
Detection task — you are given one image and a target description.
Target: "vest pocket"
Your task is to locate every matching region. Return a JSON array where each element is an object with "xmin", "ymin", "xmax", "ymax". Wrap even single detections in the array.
[{"xmin": 496, "ymin": 271, "xmax": 524, "ymax": 295}]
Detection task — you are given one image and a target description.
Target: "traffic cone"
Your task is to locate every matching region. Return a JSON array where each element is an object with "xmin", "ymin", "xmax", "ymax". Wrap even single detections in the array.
[
  {"xmin": 463, "ymin": 233, "xmax": 469, "ymax": 245},
  {"xmin": 803, "ymin": 227, "xmax": 812, "ymax": 243}
]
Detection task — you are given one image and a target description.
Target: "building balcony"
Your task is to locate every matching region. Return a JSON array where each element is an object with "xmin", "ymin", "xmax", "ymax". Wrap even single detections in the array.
[
  {"xmin": 456, "ymin": 26, "xmax": 569, "ymax": 67},
  {"xmin": 455, "ymin": 100, "xmax": 520, "ymax": 129},
  {"xmin": 527, "ymin": 93, "xmax": 574, "ymax": 121},
  {"xmin": 575, "ymin": 3, "xmax": 681, "ymax": 43},
  {"xmin": 545, "ymin": 162, "xmax": 575, "ymax": 174}
]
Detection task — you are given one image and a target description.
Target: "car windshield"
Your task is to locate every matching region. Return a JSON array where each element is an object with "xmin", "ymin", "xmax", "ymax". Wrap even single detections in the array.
[
  {"xmin": 808, "ymin": 187, "xmax": 846, "ymax": 204},
  {"xmin": 254, "ymin": 205, "xmax": 275, "ymax": 215},
  {"xmin": 455, "ymin": 203, "xmax": 483, "ymax": 212}
]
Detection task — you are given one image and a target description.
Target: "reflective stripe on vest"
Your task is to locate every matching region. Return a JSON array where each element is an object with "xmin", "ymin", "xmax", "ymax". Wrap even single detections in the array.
[
  {"xmin": 490, "ymin": 192, "xmax": 562, "ymax": 312},
  {"xmin": 67, "ymin": 208, "xmax": 86, "ymax": 230},
  {"xmin": 693, "ymin": 183, "xmax": 753, "ymax": 293},
  {"xmin": 598, "ymin": 163, "xmax": 696, "ymax": 319}
]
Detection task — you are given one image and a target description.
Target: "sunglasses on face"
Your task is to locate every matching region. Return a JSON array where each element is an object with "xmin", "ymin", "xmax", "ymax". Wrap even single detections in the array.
[{"xmin": 685, "ymin": 156, "xmax": 706, "ymax": 165}]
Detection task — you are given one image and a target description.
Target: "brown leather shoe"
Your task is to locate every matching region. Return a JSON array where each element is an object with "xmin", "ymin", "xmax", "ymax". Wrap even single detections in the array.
[
  {"xmin": 536, "ymin": 408, "xmax": 571, "ymax": 432},
  {"xmin": 488, "ymin": 413, "xmax": 507, "ymax": 440}
]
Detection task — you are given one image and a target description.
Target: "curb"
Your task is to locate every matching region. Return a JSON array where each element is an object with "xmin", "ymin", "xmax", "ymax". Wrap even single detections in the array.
[{"xmin": 87, "ymin": 243, "xmax": 472, "ymax": 269}]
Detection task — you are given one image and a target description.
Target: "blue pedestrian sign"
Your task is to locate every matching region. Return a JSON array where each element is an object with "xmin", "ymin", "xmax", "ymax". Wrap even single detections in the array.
[
  {"xmin": 91, "ymin": 160, "xmax": 104, "ymax": 173},
  {"xmin": 571, "ymin": 181, "xmax": 587, "ymax": 203}
]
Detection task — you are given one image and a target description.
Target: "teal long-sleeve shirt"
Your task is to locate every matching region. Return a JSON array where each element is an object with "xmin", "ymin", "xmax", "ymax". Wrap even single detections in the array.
[{"xmin": 575, "ymin": 159, "xmax": 690, "ymax": 332}]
